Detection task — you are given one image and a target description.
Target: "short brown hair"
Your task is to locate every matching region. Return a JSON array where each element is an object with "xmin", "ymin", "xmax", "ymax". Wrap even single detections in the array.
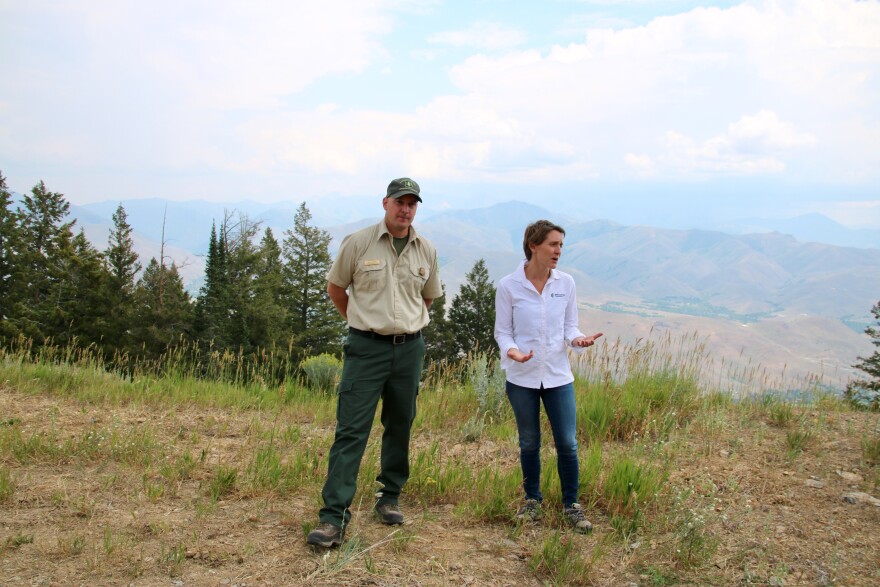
[{"xmin": 523, "ymin": 219, "xmax": 565, "ymax": 260}]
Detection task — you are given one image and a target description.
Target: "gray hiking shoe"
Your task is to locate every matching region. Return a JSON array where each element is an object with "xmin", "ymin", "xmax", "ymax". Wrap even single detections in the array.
[
  {"xmin": 306, "ymin": 522, "xmax": 344, "ymax": 548},
  {"xmin": 514, "ymin": 499, "xmax": 542, "ymax": 522},
  {"xmin": 375, "ymin": 503, "xmax": 404, "ymax": 525},
  {"xmin": 564, "ymin": 503, "xmax": 592, "ymax": 534}
]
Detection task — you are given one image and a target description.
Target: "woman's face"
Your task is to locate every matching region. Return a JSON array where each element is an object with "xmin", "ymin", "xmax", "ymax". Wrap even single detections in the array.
[{"xmin": 529, "ymin": 230, "xmax": 564, "ymax": 269}]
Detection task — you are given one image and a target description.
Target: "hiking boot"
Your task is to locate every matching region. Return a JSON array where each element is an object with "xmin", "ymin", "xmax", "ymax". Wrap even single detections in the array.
[
  {"xmin": 306, "ymin": 522, "xmax": 344, "ymax": 548},
  {"xmin": 514, "ymin": 499, "xmax": 542, "ymax": 522},
  {"xmin": 375, "ymin": 503, "xmax": 404, "ymax": 525},
  {"xmin": 564, "ymin": 503, "xmax": 592, "ymax": 534}
]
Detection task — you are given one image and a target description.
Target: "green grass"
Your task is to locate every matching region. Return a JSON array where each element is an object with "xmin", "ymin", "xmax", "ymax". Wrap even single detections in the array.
[
  {"xmin": 863, "ymin": 432, "xmax": 880, "ymax": 466},
  {"xmin": 529, "ymin": 531, "xmax": 590, "ymax": 586},
  {"xmin": 601, "ymin": 455, "xmax": 665, "ymax": 537},
  {"xmin": 0, "ymin": 466, "xmax": 15, "ymax": 502},
  {"xmin": 0, "ymin": 333, "xmax": 871, "ymax": 584}
]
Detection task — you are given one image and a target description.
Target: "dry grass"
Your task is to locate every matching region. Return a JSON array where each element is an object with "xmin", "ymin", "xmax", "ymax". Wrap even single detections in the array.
[{"xmin": 1, "ymin": 336, "xmax": 879, "ymax": 586}]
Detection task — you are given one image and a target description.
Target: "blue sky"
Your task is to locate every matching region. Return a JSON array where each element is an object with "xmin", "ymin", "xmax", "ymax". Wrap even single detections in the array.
[{"xmin": 1, "ymin": 0, "xmax": 879, "ymax": 229}]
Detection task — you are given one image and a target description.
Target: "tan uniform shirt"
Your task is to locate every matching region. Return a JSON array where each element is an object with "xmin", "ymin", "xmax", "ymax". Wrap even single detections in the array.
[{"xmin": 327, "ymin": 220, "xmax": 443, "ymax": 335}]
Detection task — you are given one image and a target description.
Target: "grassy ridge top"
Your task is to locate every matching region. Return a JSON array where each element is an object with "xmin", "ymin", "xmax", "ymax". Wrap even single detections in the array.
[{"xmin": 1, "ymin": 339, "xmax": 878, "ymax": 586}]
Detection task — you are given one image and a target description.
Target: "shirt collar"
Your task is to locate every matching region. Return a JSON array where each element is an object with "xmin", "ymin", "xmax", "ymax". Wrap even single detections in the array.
[
  {"xmin": 516, "ymin": 259, "xmax": 560, "ymax": 284},
  {"xmin": 377, "ymin": 220, "xmax": 419, "ymax": 242}
]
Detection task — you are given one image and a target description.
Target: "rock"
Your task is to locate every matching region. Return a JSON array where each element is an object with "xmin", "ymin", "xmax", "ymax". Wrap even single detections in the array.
[
  {"xmin": 719, "ymin": 450, "xmax": 731, "ymax": 458},
  {"xmin": 836, "ymin": 470, "xmax": 863, "ymax": 483},
  {"xmin": 842, "ymin": 492, "xmax": 880, "ymax": 506},
  {"xmin": 804, "ymin": 478, "xmax": 825, "ymax": 489}
]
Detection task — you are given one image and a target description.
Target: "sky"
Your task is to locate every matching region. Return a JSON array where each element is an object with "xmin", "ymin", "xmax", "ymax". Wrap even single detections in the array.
[{"xmin": 2, "ymin": 0, "xmax": 879, "ymax": 229}]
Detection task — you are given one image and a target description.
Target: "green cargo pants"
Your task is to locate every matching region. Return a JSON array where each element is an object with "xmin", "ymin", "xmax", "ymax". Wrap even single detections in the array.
[{"xmin": 318, "ymin": 332, "xmax": 425, "ymax": 528}]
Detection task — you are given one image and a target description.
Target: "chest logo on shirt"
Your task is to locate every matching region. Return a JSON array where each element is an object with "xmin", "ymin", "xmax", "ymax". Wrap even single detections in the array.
[
  {"xmin": 364, "ymin": 259, "xmax": 382, "ymax": 267},
  {"xmin": 551, "ymin": 293, "xmax": 565, "ymax": 298}
]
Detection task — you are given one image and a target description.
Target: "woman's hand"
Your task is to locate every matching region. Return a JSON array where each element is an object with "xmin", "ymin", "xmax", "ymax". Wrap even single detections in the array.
[
  {"xmin": 507, "ymin": 348, "xmax": 534, "ymax": 363},
  {"xmin": 572, "ymin": 332, "xmax": 604, "ymax": 348}
]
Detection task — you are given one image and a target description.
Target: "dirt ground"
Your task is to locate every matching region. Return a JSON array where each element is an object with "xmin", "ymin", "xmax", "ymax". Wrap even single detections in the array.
[{"xmin": 1, "ymin": 386, "xmax": 879, "ymax": 586}]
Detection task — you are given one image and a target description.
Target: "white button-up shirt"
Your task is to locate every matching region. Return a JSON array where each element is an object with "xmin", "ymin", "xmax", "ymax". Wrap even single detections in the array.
[{"xmin": 494, "ymin": 260, "xmax": 586, "ymax": 389}]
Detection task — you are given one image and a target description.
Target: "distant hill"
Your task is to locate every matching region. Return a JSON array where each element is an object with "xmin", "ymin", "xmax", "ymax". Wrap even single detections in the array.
[
  {"xmin": 716, "ymin": 212, "xmax": 880, "ymax": 249},
  {"xmin": 42, "ymin": 197, "xmax": 879, "ymax": 388}
]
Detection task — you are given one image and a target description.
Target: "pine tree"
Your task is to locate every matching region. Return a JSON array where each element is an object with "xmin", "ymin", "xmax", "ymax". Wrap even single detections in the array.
[
  {"xmin": 194, "ymin": 222, "xmax": 231, "ymax": 348},
  {"xmin": 0, "ymin": 171, "xmax": 21, "ymax": 339},
  {"xmin": 50, "ymin": 229, "xmax": 110, "ymax": 347},
  {"xmin": 448, "ymin": 258, "xmax": 497, "ymax": 356},
  {"xmin": 422, "ymin": 282, "xmax": 457, "ymax": 366},
  {"xmin": 12, "ymin": 180, "xmax": 77, "ymax": 342},
  {"xmin": 250, "ymin": 227, "xmax": 289, "ymax": 350},
  {"xmin": 103, "ymin": 204, "xmax": 141, "ymax": 353},
  {"xmin": 846, "ymin": 300, "xmax": 880, "ymax": 410},
  {"xmin": 132, "ymin": 258, "xmax": 193, "ymax": 359},
  {"xmin": 281, "ymin": 202, "xmax": 345, "ymax": 358}
]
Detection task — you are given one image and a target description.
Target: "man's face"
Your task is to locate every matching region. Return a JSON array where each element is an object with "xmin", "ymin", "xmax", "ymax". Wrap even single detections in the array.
[{"xmin": 383, "ymin": 194, "xmax": 419, "ymax": 236}]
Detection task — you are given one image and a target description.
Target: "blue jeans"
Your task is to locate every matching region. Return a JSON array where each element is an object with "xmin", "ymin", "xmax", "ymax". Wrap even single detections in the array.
[{"xmin": 506, "ymin": 380, "xmax": 580, "ymax": 506}]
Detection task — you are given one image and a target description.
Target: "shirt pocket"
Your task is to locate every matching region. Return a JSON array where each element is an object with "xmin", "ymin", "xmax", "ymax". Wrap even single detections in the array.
[
  {"xmin": 404, "ymin": 263, "xmax": 429, "ymax": 296},
  {"xmin": 356, "ymin": 258, "xmax": 387, "ymax": 292}
]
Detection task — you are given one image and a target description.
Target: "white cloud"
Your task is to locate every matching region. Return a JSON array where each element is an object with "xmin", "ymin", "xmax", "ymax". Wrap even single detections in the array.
[
  {"xmin": 650, "ymin": 111, "xmax": 815, "ymax": 176},
  {"xmin": 624, "ymin": 153, "xmax": 657, "ymax": 176},
  {"xmin": 428, "ymin": 22, "xmax": 527, "ymax": 51},
  {"xmin": 659, "ymin": 129, "xmax": 786, "ymax": 175},
  {"xmin": 228, "ymin": 0, "xmax": 879, "ymax": 188},
  {"xmin": 2, "ymin": 0, "xmax": 879, "ymax": 200},
  {"xmin": 236, "ymin": 95, "xmax": 592, "ymax": 185},
  {"xmin": 437, "ymin": 0, "xmax": 880, "ymax": 182},
  {"xmin": 727, "ymin": 111, "xmax": 817, "ymax": 150},
  {"xmin": 0, "ymin": 0, "xmax": 396, "ymax": 183}
]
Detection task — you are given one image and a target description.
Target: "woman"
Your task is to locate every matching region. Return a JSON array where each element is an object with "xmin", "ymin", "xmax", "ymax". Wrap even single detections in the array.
[{"xmin": 494, "ymin": 219, "xmax": 603, "ymax": 532}]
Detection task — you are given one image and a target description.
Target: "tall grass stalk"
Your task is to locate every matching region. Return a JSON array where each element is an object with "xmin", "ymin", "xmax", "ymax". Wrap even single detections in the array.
[{"xmin": 529, "ymin": 531, "xmax": 589, "ymax": 586}]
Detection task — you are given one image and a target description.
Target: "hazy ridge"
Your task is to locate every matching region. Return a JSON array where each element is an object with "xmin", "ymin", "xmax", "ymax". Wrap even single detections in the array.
[{"xmin": 61, "ymin": 197, "xmax": 880, "ymax": 389}]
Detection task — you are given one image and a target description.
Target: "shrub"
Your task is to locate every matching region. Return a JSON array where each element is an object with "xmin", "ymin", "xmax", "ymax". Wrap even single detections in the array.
[
  {"xmin": 300, "ymin": 353, "xmax": 342, "ymax": 393},
  {"xmin": 467, "ymin": 352, "xmax": 506, "ymax": 419}
]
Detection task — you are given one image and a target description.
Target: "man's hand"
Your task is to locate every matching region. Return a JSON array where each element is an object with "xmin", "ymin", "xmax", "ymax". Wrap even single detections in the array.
[
  {"xmin": 572, "ymin": 332, "xmax": 604, "ymax": 348},
  {"xmin": 507, "ymin": 348, "xmax": 534, "ymax": 363}
]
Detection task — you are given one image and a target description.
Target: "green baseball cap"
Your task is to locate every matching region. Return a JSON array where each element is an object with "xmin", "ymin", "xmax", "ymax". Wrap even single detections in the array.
[{"xmin": 386, "ymin": 177, "xmax": 422, "ymax": 202}]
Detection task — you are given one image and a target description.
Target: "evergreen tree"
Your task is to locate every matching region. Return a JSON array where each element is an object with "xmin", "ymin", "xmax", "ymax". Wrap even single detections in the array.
[
  {"xmin": 51, "ymin": 230, "xmax": 110, "ymax": 347},
  {"xmin": 448, "ymin": 258, "xmax": 497, "ymax": 356},
  {"xmin": 222, "ymin": 213, "xmax": 264, "ymax": 354},
  {"xmin": 846, "ymin": 299, "xmax": 880, "ymax": 410},
  {"xmin": 11, "ymin": 180, "xmax": 77, "ymax": 342},
  {"xmin": 194, "ymin": 222, "xmax": 231, "ymax": 348},
  {"xmin": 103, "ymin": 204, "xmax": 141, "ymax": 352},
  {"xmin": 250, "ymin": 227, "xmax": 289, "ymax": 350},
  {"xmin": 132, "ymin": 258, "xmax": 193, "ymax": 359},
  {"xmin": 281, "ymin": 202, "xmax": 345, "ymax": 358},
  {"xmin": 0, "ymin": 171, "xmax": 21, "ymax": 339},
  {"xmin": 422, "ymin": 282, "xmax": 457, "ymax": 366}
]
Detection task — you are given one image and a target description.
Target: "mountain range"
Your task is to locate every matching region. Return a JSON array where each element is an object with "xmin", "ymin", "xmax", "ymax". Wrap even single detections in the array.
[{"xmin": 40, "ymin": 197, "xmax": 880, "ymax": 390}]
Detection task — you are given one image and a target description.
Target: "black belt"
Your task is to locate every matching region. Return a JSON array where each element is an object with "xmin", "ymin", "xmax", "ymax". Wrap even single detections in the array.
[{"xmin": 349, "ymin": 327, "xmax": 421, "ymax": 345}]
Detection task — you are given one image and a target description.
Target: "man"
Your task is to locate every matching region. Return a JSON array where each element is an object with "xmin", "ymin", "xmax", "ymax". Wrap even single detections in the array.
[{"xmin": 306, "ymin": 177, "xmax": 443, "ymax": 548}]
